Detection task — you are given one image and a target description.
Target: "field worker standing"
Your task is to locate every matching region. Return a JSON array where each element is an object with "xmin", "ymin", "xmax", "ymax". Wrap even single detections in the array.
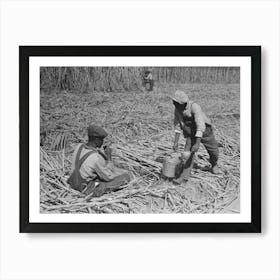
[
  {"xmin": 143, "ymin": 69, "xmax": 154, "ymax": 91},
  {"xmin": 172, "ymin": 90, "xmax": 220, "ymax": 184},
  {"xmin": 67, "ymin": 124, "xmax": 131, "ymax": 197}
]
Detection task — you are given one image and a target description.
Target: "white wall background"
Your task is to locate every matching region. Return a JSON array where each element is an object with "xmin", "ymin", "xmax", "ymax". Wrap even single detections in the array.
[{"xmin": 0, "ymin": 0, "xmax": 279, "ymax": 279}]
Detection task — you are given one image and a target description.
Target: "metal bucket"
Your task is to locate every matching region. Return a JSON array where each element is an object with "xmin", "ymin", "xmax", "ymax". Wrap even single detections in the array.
[{"xmin": 162, "ymin": 153, "xmax": 181, "ymax": 178}]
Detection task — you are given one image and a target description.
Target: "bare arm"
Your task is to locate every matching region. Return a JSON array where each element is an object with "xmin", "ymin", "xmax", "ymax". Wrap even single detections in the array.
[
  {"xmin": 173, "ymin": 109, "xmax": 183, "ymax": 151},
  {"xmin": 104, "ymin": 146, "xmax": 113, "ymax": 161},
  {"xmin": 173, "ymin": 132, "xmax": 180, "ymax": 151}
]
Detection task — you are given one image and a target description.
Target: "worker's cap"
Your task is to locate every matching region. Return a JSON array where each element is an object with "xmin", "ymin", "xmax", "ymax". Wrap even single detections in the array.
[
  {"xmin": 171, "ymin": 90, "xmax": 189, "ymax": 104},
  {"xmin": 87, "ymin": 124, "xmax": 108, "ymax": 138}
]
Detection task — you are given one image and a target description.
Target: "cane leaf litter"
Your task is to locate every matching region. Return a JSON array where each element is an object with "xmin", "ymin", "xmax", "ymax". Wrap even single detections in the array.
[{"xmin": 40, "ymin": 83, "xmax": 240, "ymax": 214}]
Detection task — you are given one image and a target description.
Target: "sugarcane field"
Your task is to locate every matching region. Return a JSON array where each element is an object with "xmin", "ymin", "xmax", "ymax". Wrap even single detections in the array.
[{"xmin": 40, "ymin": 67, "xmax": 240, "ymax": 214}]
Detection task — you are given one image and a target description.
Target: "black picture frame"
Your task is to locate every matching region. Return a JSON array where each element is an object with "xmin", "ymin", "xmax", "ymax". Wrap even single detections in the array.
[{"xmin": 20, "ymin": 46, "xmax": 261, "ymax": 233}]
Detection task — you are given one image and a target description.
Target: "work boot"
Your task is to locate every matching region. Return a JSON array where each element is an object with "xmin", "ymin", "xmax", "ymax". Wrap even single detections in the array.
[{"xmin": 211, "ymin": 164, "xmax": 221, "ymax": 174}]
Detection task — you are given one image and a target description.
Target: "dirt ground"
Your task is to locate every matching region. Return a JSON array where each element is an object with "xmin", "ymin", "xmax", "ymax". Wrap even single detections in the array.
[{"xmin": 40, "ymin": 83, "xmax": 240, "ymax": 214}]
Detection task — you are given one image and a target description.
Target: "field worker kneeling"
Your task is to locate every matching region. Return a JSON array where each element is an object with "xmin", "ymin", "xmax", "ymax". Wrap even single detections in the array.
[
  {"xmin": 67, "ymin": 124, "xmax": 131, "ymax": 197},
  {"xmin": 172, "ymin": 90, "xmax": 220, "ymax": 183}
]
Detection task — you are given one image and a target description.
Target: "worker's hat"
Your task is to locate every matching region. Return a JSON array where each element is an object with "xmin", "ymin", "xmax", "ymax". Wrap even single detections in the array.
[
  {"xmin": 171, "ymin": 90, "xmax": 189, "ymax": 104},
  {"xmin": 87, "ymin": 124, "xmax": 108, "ymax": 138}
]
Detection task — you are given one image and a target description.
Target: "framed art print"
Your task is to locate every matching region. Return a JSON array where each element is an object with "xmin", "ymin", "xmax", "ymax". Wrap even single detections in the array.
[{"xmin": 19, "ymin": 46, "xmax": 261, "ymax": 233}]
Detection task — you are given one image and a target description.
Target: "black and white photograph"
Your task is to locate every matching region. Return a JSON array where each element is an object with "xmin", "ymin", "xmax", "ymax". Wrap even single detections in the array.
[
  {"xmin": 20, "ymin": 46, "xmax": 260, "ymax": 232},
  {"xmin": 40, "ymin": 66, "xmax": 240, "ymax": 214}
]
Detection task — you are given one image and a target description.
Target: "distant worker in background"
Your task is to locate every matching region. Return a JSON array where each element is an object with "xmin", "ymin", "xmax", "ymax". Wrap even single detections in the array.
[
  {"xmin": 143, "ymin": 69, "xmax": 154, "ymax": 91},
  {"xmin": 172, "ymin": 90, "xmax": 220, "ymax": 184},
  {"xmin": 67, "ymin": 124, "xmax": 131, "ymax": 197}
]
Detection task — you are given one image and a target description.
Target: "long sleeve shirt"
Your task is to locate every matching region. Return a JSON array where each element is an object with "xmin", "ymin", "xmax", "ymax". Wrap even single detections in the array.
[
  {"xmin": 174, "ymin": 101, "xmax": 211, "ymax": 138},
  {"xmin": 71, "ymin": 144, "xmax": 124, "ymax": 182},
  {"xmin": 144, "ymin": 73, "xmax": 153, "ymax": 80}
]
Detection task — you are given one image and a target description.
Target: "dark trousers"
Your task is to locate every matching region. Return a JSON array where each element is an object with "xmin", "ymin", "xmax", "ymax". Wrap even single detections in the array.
[
  {"xmin": 175, "ymin": 125, "xmax": 219, "ymax": 181},
  {"xmin": 82, "ymin": 173, "xmax": 131, "ymax": 197},
  {"xmin": 144, "ymin": 80, "xmax": 154, "ymax": 91},
  {"xmin": 184, "ymin": 125, "xmax": 219, "ymax": 166},
  {"xmin": 201, "ymin": 126, "xmax": 219, "ymax": 165}
]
